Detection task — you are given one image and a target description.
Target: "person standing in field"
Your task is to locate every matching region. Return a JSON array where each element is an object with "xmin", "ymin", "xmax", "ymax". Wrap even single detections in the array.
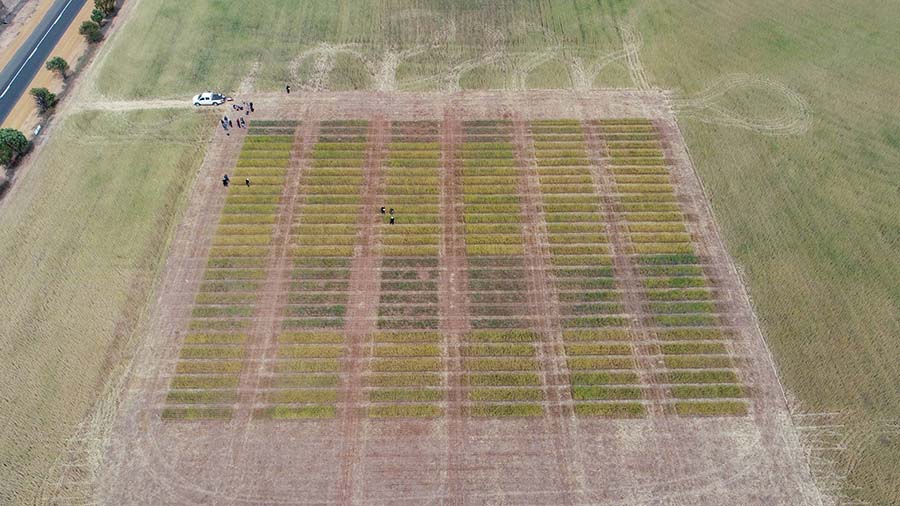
[
  {"xmin": 380, "ymin": 206, "xmax": 386, "ymax": 214},
  {"xmin": 223, "ymin": 174, "xmax": 230, "ymax": 187},
  {"xmin": 249, "ymin": 102, "xmax": 254, "ymax": 113},
  {"xmin": 228, "ymin": 119, "xmax": 233, "ymax": 128},
  {"xmin": 286, "ymin": 84, "xmax": 291, "ymax": 94},
  {"xmin": 389, "ymin": 215, "xmax": 395, "ymax": 225}
]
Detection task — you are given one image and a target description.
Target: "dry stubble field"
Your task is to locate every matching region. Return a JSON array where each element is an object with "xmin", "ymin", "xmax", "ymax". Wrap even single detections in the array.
[{"xmin": 94, "ymin": 91, "xmax": 820, "ymax": 505}]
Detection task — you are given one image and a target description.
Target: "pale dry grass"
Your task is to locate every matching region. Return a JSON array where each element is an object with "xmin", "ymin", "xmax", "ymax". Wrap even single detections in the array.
[{"xmin": 0, "ymin": 109, "xmax": 210, "ymax": 504}]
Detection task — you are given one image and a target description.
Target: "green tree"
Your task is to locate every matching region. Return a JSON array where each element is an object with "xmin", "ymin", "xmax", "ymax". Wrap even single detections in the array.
[
  {"xmin": 45, "ymin": 56, "xmax": 69, "ymax": 80},
  {"xmin": 0, "ymin": 128, "xmax": 30, "ymax": 166},
  {"xmin": 94, "ymin": 0, "xmax": 114, "ymax": 15},
  {"xmin": 90, "ymin": 8, "xmax": 104, "ymax": 24},
  {"xmin": 30, "ymin": 87, "xmax": 58, "ymax": 113},
  {"xmin": 79, "ymin": 20, "xmax": 102, "ymax": 43}
]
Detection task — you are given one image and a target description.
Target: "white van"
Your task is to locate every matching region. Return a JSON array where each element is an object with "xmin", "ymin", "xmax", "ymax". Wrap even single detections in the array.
[{"xmin": 192, "ymin": 92, "xmax": 227, "ymax": 106}]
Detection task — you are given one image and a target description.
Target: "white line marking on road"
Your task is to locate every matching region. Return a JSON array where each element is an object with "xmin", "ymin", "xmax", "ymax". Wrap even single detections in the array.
[{"xmin": 0, "ymin": 0, "xmax": 77, "ymax": 99}]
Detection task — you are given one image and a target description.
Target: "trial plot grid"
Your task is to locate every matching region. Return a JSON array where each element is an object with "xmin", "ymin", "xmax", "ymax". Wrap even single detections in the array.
[{"xmin": 160, "ymin": 116, "xmax": 749, "ymax": 421}]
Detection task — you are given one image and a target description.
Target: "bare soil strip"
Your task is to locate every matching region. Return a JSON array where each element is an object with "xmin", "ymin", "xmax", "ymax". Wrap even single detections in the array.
[
  {"xmin": 99, "ymin": 91, "xmax": 822, "ymax": 506},
  {"xmin": 439, "ymin": 105, "xmax": 468, "ymax": 505},
  {"xmin": 337, "ymin": 116, "xmax": 387, "ymax": 506}
]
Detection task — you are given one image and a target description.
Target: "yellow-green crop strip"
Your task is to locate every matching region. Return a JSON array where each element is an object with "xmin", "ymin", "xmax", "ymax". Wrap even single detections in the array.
[
  {"xmin": 597, "ymin": 119, "xmax": 747, "ymax": 416},
  {"xmin": 163, "ymin": 122, "xmax": 299, "ymax": 421}
]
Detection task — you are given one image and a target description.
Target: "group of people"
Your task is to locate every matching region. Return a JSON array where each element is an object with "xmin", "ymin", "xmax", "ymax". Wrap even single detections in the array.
[
  {"xmin": 222, "ymin": 174, "xmax": 251, "ymax": 187},
  {"xmin": 380, "ymin": 206, "xmax": 396, "ymax": 225},
  {"xmin": 221, "ymin": 101, "xmax": 255, "ymax": 134}
]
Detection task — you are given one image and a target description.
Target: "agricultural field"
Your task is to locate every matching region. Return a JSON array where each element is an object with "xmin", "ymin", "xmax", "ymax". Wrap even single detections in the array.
[
  {"xmin": 1, "ymin": 0, "xmax": 898, "ymax": 505},
  {"xmin": 91, "ymin": 92, "xmax": 819, "ymax": 505}
]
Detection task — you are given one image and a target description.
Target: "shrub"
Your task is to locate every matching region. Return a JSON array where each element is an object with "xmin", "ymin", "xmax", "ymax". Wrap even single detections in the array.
[
  {"xmin": 29, "ymin": 87, "xmax": 58, "ymax": 113},
  {"xmin": 0, "ymin": 128, "xmax": 31, "ymax": 166},
  {"xmin": 79, "ymin": 21, "xmax": 102, "ymax": 43}
]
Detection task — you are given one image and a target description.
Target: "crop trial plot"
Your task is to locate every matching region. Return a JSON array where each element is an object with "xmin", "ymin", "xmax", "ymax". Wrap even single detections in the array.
[{"xmin": 106, "ymin": 92, "xmax": 818, "ymax": 506}]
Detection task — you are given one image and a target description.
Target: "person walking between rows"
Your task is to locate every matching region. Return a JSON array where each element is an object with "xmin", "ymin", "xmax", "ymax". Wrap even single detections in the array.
[{"xmin": 222, "ymin": 174, "xmax": 230, "ymax": 187}]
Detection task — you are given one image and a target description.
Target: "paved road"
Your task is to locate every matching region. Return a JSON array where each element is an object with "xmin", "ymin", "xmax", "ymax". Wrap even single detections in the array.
[{"xmin": 0, "ymin": 0, "xmax": 86, "ymax": 125}]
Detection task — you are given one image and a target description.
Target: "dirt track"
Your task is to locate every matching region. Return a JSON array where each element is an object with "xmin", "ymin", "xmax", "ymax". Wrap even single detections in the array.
[{"xmin": 94, "ymin": 90, "xmax": 822, "ymax": 506}]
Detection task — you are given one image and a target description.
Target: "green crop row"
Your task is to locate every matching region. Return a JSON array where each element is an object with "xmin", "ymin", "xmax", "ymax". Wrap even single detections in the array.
[
  {"xmin": 661, "ymin": 342, "xmax": 727, "ymax": 355},
  {"xmin": 274, "ymin": 359, "xmax": 341, "ymax": 373},
  {"xmin": 175, "ymin": 361, "xmax": 242, "ymax": 375},
  {"xmin": 570, "ymin": 371, "xmax": 639, "ymax": 385},
  {"xmin": 282, "ymin": 318, "xmax": 343, "ymax": 329},
  {"xmin": 373, "ymin": 344, "xmax": 440, "ymax": 357},
  {"xmin": 161, "ymin": 407, "xmax": 231, "ymax": 420},
  {"xmin": 265, "ymin": 389, "xmax": 339, "ymax": 404},
  {"xmin": 368, "ymin": 373, "xmax": 441, "ymax": 387},
  {"xmin": 654, "ymin": 328, "xmax": 724, "ymax": 340},
  {"xmin": 572, "ymin": 386, "xmax": 642, "ymax": 400},
  {"xmin": 371, "ymin": 358, "xmax": 441, "ymax": 372},
  {"xmin": 664, "ymin": 355, "xmax": 733, "ymax": 369},
  {"xmin": 674, "ymin": 401, "xmax": 747, "ymax": 416},
  {"xmin": 671, "ymin": 384, "xmax": 744, "ymax": 399},
  {"xmin": 649, "ymin": 301, "xmax": 717, "ymax": 314},
  {"xmin": 368, "ymin": 405, "xmax": 442, "ymax": 418},
  {"xmin": 369, "ymin": 389, "xmax": 442, "ymax": 402},
  {"xmin": 567, "ymin": 356, "xmax": 633, "ymax": 370},
  {"xmin": 469, "ymin": 404, "xmax": 543, "ymax": 417},
  {"xmin": 277, "ymin": 345, "xmax": 343, "ymax": 359},
  {"xmin": 186, "ymin": 319, "xmax": 249, "ymax": 331},
  {"xmin": 565, "ymin": 343, "xmax": 631, "ymax": 356},
  {"xmin": 208, "ymin": 246, "xmax": 268, "ymax": 257},
  {"xmin": 639, "ymin": 265, "xmax": 705, "ymax": 277},
  {"xmin": 662, "ymin": 370, "xmax": 739, "ymax": 384},
  {"xmin": 166, "ymin": 390, "xmax": 237, "ymax": 404},
  {"xmin": 563, "ymin": 329, "xmax": 631, "ymax": 341},
  {"xmin": 468, "ymin": 388, "xmax": 543, "ymax": 402},
  {"xmin": 170, "ymin": 375, "xmax": 239, "ymax": 389},
  {"xmin": 551, "ymin": 255, "xmax": 613, "ymax": 267},
  {"xmin": 191, "ymin": 306, "xmax": 254, "ymax": 318},
  {"xmin": 460, "ymin": 344, "xmax": 534, "ymax": 356},
  {"xmin": 270, "ymin": 374, "xmax": 339, "ymax": 389},
  {"xmin": 573, "ymin": 403, "xmax": 645, "ymax": 417},
  {"xmin": 652, "ymin": 314, "xmax": 719, "ymax": 327},
  {"xmin": 465, "ymin": 357, "xmax": 536, "ymax": 371},
  {"xmin": 184, "ymin": 333, "xmax": 247, "ymax": 344},
  {"xmin": 254, "ymin": 405, "xmax": 336, "ymax": 419},
  {"xmin": 180, "ymin": 346, "xmax": 244, "ymax": 360}
]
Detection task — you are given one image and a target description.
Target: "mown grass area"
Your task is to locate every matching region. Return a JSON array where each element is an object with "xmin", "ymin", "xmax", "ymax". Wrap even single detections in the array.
[
  {"xmin": 94, "ymin": 1, "xmax": 628, "ymax": 97},
  {"xmin": 0, "ymin": 110, "xmax": 210, "ymax": 503}
]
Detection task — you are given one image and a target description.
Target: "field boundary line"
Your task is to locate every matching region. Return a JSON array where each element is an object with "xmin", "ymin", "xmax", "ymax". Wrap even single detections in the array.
[{"xmin": 665, "ymin": 113, "xmax": 826, "ymax": 506}]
